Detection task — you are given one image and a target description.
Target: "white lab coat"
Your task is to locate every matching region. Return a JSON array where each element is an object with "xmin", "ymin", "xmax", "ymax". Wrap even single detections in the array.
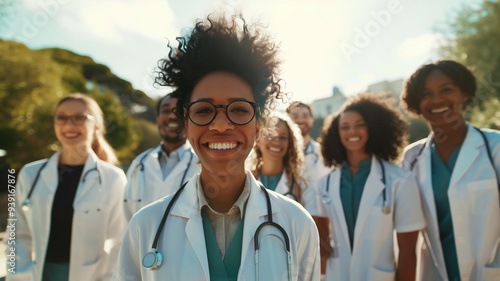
[
  {"xmin": 402, "ymin": 124, "xmax": 500, "ymax": 281},
  {"xmin": 5, "ymin": 150, "xmax": 127, "ymax": 281},
  {"xmin": 123, "ymin": 143, "xmax": 200, "ymax": 220},
  {"xmin": 113, "ymin": 171, "xmax": 321, "ymax": 281},
  {"xmin": 305, "ymin": 155, "xmax": 425, "ymax": 281},
  {"xmin": 304, "ymin": 140, "xmax": 332, "ymax": 181},
  {"xmin": 257, "ymin": 169, "xmax": 306, "ymax": 203}
]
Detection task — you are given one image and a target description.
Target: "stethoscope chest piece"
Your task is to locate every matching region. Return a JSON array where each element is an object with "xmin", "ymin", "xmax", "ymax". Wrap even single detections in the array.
[
  {"xmin": 142, "ymin": 249, "xmax": 162, "ymax": 270},
  {"xmin": 22, "ymin": 200, "xmax": 32, "ymax": 211},
  {"xmin": 382, "ymin": 206, "xmax": 391, "ymax": 214},
  {"xmin": 322, "ymin": 195, "xmax": 332, "ymax": 205}
]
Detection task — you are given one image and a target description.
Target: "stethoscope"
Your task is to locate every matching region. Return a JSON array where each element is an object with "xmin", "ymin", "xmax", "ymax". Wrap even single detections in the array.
[
  {"xmin": 304, "ymin": 141, "xmax": 319, "ymax": 166},
  {"xmin": 22, "ymin": 160, "xmax": 102, "ymax": 211},
  {"xmin": 322, "ymin": 157, "xmax": 391, "ymax": 214},
  {"xmin": 124, "ymin": 147, "xmax": 193, "ymax": 202},
  {"xmin": 282, "ymin": 175, "xmax": 298, "ymax": 202},
  {"xmin": 142, "ymin": 182, "xmax": 292, "ymax": 280},
  {"xmin": 410, "ymin": 127, "xmax": 499, "ymax": 198}
]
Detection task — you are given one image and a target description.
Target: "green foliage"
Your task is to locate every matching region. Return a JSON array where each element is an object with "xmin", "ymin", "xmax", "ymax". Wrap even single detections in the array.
[
  {"xmin": 0, "ymin": 39, "xmax": 156, "ymax": 169},
  {"xmin": 440, "ymin": 0, "xmax": 500, "ymax": 128}
]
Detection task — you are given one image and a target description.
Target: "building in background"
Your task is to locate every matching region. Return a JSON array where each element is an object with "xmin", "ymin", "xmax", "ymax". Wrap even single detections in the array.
[
  {"xmin": 311, "ymin": 86, "xmax": 347, "ymax": 118},
  {"xmin": 365, "ymin": 78, "xmax": 404, "ymax": 105}
]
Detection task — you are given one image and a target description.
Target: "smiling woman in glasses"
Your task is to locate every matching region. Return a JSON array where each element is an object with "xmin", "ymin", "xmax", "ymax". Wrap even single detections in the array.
[
  {"xmin": 112, "ymin": 13, "xmax": 321, "ymax": 281},
  {"xmin": 8, "ymin": 94, "xmax": 127, "ymax": 281}
]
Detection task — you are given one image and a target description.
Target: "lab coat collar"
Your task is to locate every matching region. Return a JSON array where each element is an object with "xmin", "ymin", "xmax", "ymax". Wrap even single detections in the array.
[
  {"xmin": 448, "ymin": 123, "xmax": 482, "ymax": 190},
  {"xmin": 352, "ymin": 155, "xmax": 385, "ymax": 254},
  {"xmin": 328, "ymin": 168, "xmax": 352, "ymax": 253},
  {"xmin": 40, "ymin": 152, "xmax": 61, "ymax": 194},
  {"xmin": 73, "ymin": 149, "xmax": 101, "ymax": 205}
]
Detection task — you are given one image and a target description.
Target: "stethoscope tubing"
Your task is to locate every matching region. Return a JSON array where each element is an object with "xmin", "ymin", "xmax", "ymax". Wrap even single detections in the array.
[
  {"xmin": 22, "ymin": 160, "xmax": 101, "ymax": 209},
  {"xmin": 323, "ymin": 157, "xmax": 390, "ymax": 214},
  {"xmin": 144, "ymin": 180, "xmax": 291, "ymax": 280}
]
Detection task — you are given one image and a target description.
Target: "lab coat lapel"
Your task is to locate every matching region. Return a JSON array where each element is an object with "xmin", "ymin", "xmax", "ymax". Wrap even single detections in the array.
[
  {"xmin": 416, "ymin": 135, "xmax": 448, "ymax": 279},
  {"xmin": 73, "ymin": 150, "xmax": 100, "ymax": 206},
  {"xmin": 166, "ymin": 149, "xmax": 192, "ymax": 185},
  {"xmin": 40, "ymin": 152, "xmax": 60, "ymax": 194},
  {"xmin": 145, "ymin": 145, "xmax": 164, "ymax": 183},
  {"xmin": 448, "ymin": 124, "xmax": 481, "ymax": 191},
  {"xmin": 353, "ymin": 156, "xmax": 384, "ymax": 253},
  {"xmin": 171, "ymin": 177, "xmax": 211, "ymax": 280},
  {"xmin": 239, "ymin": 174, "xmax": 277, "ymax": 278},
  {"xmin": 330, "ymin": 169, "xmax": 352, "ymax": 253}
]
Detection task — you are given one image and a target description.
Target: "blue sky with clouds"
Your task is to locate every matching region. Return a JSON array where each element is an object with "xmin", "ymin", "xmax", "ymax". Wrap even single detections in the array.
[{"xmin": 2, "ymin": 0, "xmax": 482, "ymax": 103}]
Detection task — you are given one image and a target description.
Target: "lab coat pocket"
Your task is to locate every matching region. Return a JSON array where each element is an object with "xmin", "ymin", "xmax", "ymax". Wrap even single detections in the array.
[
  {"xmin": 367, "ymin": 207, "xmax": 392, "ymax": 241},
  {"xmin": 368, "ymin": 266, "xmax": 395, "ymax": 281},
  {"xmin": 468, "ymin": 179, "xmax": 497, "ymax": 214},
  {"xmin": 481, "ymin": 265, "xmax": 500, "ymax": 281},
  {"xmin": 79, "ymin": 259, "xmax": 100, "ymax": 281}
]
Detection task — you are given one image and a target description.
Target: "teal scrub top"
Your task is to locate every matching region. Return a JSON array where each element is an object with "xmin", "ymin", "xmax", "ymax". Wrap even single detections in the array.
[
  {"xmin": 260, "ymin": 174, "xmax": 282, "ymax": 191},
  {"xmin": 340, "ymin": 158, "xmax": 371, "ymax": 251},
  {"xmin": 202, "ymin": 210, "xmax": 244, "ymax": 281},
  {"xmin": 431, "ymin": 143, "xmax": 463, "ymax": 281}
]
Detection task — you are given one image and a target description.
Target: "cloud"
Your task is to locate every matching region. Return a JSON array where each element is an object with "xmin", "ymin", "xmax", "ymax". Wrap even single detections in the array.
[{"xmin": 396, "ymin": 33, "xmax": 443, "ymax": 60}]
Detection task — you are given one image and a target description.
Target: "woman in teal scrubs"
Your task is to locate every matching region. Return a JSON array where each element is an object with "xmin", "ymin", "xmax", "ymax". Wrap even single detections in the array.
[
  {"xmin": 401, "ymin": 60, "xmax": 500, "ymax": 281},
  {"xmin": 248, "ymin": 112, "xmax": 308, "ymax": 204},
  {"xmin": 112, "ymin": 14, "xmax": 321, "ymax": 281},
  {"xmin": 305, "ymin": 93, "xmax": 425, "ymax": 280}
]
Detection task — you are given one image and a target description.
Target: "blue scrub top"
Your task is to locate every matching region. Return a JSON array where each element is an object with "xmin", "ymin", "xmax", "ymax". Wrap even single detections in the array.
[
  {"xmin": 431, "ymin": 143, "xmax": 463, "ymax": 281},
  {"xmin": 260, "ymin": 173, "xmax": 282, "ymax": 191},
  {"xmin": 340, "ymin": 158, "xmax": 371, "ymax": 251}
]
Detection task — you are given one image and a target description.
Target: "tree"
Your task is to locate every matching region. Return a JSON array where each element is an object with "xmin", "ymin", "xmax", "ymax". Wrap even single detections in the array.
[{"xmin": 440, "ymin": 0, "xmax": 500, "ymax": 128}]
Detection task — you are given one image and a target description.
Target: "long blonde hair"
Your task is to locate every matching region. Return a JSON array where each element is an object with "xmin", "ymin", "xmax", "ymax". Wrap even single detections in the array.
[
  {"xmin": 56, "ymin": 93, "xmax": 119, "ymax": 166},
  {"xmin": 248, "ymin": 112, "xmax": 307, "ymax": 202}
]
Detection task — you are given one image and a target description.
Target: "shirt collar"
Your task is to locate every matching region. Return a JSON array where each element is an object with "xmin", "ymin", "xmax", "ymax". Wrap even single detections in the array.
[
  {"xmin": 197, "ymin": 173, "xmax": 251, "ymax": 219},
  {"xmin": 157, "ymin": 142, "xmax": 191, "ymax": 161}
]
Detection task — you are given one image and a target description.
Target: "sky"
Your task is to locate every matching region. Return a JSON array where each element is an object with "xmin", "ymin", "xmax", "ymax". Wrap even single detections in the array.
[{"xmin": 2, "ymin": 0, "xmax": 483, "ymax": 104}]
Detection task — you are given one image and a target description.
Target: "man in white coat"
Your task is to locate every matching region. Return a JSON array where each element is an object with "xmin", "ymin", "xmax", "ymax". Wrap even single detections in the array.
[
  {"xmin": 124, "ymin": 93, "xmax": 200, "ymax": 220},
  {"xmin": 286, "ymin": 101, "xmax": 331, "ymax": 181}
]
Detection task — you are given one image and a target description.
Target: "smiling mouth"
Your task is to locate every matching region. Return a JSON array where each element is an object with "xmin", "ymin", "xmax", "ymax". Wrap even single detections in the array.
[
  {"xmin": 208, "ymin": 142, "xmax": 238, "ymax": 150},
  {"xmin": 63, "ymin": 133, "xmax": 79, "ymax": 138},
  {"xmin": 269, "ymin": 147, "xmax": 282, "ymax": 152},
  {"xmin": 347, "ymin": 137, "xmax": 360, "ymax": 142},
  {"xmin": 430, "ymin": 107, "xmax": 450, "ymax": 114},
  {"xmin": 167, "ymin": 123, "xmax": 179, "ymax": 128}
]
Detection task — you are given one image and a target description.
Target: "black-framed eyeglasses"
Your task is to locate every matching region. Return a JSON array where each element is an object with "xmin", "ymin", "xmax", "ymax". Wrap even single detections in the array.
[
  {"xmin": 185, "ymin": 100, "xmax": 258, "ymax": 126},
  {"xmin": 54, "ymin": 114, "xmax": 95, "ymax": 126}
]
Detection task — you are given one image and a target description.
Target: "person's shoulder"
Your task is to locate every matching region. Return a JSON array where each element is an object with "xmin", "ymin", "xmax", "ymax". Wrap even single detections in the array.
[
  {"xmin": 404, "ymin": 138, "xmax": 427, "ymax": 154},
  {"xmin": 98, "ymin": 160, "xmax": 126, "ymax": 177},
  {"xmin": 133, "ymin": 146, "xmax": 159, "ymax": 162},
  {"xmin": 19, "ymin": 157, "xmax": 51, "ymax": 175},
  {"xmin": 268, "ymin": 190, "xmax": 314, "ymax": 221},
  {"xmin": 383, "ymin": 160, "xmax": 413, "ymax": 180},
  {"xmin": 477, "ymin": 127, "xmax": 500, "ymax": 143}
]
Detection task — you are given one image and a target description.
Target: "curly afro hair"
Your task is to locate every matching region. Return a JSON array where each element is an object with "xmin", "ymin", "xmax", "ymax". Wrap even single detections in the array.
[
  {"xmin": 321, "ymin": 93, "xmax": 408, "ymax": 167},
  {"xmin": 401, "ymin": 60, "xmax": 476, "ymax": 115},
  {"xmin": 155, "ymin": 13, "xmax": 284, "ymax": 123}
]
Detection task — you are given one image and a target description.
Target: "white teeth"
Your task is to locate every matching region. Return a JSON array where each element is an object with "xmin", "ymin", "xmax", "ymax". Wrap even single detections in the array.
[
  {"xmin": 167, "ymin": 123, "xmax": 179, "ymax": 128},
  {"xmin": 269, "ymin": 147, "xmax": 282, "ymax": 152},
  {"xmin": 348, "ymin": 137, "xmax": 360, "ymax": 142},
  {"xmin": 431, "ymin": 107, "xmax": 449, "ymax": 114},
  {"xmin": 64, "ymin": 133, "xmax": 78, "ymax": 138},
  {"xmin": 208, "ymin": 142, "xmax": 237, "ymax": 150}
]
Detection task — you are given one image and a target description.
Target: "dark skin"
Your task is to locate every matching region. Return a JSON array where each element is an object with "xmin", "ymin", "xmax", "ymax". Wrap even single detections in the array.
[{"xmin": 313, "ymin": 216, "xmax": 333, "ymax": 274}]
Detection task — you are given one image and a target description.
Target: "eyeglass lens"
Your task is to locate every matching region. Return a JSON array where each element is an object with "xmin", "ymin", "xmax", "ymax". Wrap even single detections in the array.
[
  {"xmin": 188, "ymin": 101, "xmax": 256, "ymax": 126},
  {"xmin": 54, "ymin": 115, "xmax": 90, "ymax": 125}
]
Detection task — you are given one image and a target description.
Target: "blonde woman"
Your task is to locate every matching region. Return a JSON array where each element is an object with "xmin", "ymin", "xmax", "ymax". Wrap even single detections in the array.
[
  {"xmin": 7, "ymin": 94, "xmax": 127, "ymax": 281},
  {"xmin": 247, "ymin": 112, "xmax": 308, "ymax": 204}
]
